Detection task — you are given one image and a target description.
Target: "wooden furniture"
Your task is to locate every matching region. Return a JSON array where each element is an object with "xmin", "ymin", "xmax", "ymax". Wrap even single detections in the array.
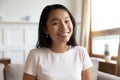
[
  {"xmin": 99, "ymin": 61, "xmax": 116, "ymax": 75},
  {"xmin": 0, "ymin": 58, "xmax": 11, "ymax": 66},
  {"xmin": 116, "ymin": 39, "xmax": 120, "ymax": 76}
]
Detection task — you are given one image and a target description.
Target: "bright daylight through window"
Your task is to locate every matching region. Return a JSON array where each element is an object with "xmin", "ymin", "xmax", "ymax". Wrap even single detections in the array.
[{"xmin": 91, "ymin": 0, "xmax": 120, "ymax": 58}]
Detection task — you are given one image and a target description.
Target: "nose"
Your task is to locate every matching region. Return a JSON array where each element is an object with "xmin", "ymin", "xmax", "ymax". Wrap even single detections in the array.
[{"xmin": 60, "ymin": 22, "xmax": 67, "ymax": 31}]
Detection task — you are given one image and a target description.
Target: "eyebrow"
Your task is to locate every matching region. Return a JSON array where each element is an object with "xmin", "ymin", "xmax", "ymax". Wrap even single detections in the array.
[{"xmin": 50, "ymin": 17, "xmax": 70, "ymax": 22}]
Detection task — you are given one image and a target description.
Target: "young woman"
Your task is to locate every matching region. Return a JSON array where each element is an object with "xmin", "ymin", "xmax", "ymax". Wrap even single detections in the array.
[{"xmin": 23, "ymin": 4, "xmax": 93, "ymax": 80}]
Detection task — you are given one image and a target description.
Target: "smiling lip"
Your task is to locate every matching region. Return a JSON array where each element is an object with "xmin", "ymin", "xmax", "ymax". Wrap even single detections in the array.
[{"xmin": 57, "ymin": 32, "xmax": 69, "ymax": 36}]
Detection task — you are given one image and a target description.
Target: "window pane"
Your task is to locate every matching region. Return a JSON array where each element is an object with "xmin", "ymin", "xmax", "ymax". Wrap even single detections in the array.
[
  {"xmin": 92, "ymin": 35, "xmax": 119, "ymax": 57},
  {"xmin": 91, "ymin": 0, "xmax": 120, "ymax": 31}
]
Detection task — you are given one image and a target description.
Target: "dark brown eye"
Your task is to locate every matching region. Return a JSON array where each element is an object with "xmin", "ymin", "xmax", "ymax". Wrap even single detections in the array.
[
  {"xmin": 52, "ymin": 22, "xmax": 60, "ymax": 25},
  {"xmin": 65, "ymin": 20, "xmax": 70, "ymax": 23}
]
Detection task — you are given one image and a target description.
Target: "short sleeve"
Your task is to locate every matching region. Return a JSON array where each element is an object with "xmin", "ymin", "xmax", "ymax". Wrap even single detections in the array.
[
  {"xmin": 24, "ymin": 50, "xmax": 37, "ymax": 76},
  {"xmin": 82, "ymin": 47, "xmax": 93, "ymax": 71}
]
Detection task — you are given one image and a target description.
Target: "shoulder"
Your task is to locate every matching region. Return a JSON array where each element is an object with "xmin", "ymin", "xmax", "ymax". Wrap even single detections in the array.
[
  {"xmin": 28, "ymin": 48, "xmax": 47, "ymax": 57},
  {"xmin": 30, "ymin": 47, "xmax": 47, "ymax": 53},
  {"xmin": 71, "ymin": 46, "xmax": 89, "ymax": 57},
  {"xmin": 71, "ymin": 46, "xmax": 87, "ymax": 52}
]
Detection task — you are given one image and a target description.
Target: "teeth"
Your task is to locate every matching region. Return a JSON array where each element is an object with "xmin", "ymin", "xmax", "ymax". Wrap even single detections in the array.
[{"xmin": 58, "ymin": 32, "xmax": 68, "ymax": 36}]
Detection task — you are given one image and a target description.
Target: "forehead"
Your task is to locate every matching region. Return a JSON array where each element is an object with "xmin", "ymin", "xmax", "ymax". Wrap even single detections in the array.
[{"xmin": 48, "ymin": 9, "xmax": 70, "ymax": 20}]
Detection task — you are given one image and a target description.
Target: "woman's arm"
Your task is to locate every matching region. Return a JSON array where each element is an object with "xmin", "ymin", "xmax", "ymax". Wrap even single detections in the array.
[
  {"xmin": 82, "ymin": 68, "xmax": 92, "ymax": 80},
  {"xmin": 23, "ymin": 73, "xmax": 36, "ymax": 80}
]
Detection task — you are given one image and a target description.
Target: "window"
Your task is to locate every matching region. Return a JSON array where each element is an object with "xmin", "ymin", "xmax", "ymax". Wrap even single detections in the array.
[{"xmin": 90, "ymin": 0, "xmax": 120, "ymax": 60}]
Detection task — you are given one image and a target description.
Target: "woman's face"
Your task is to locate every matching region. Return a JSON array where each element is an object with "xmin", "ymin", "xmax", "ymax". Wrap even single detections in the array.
[{"xmin": 46, "ymin": 9, "xmax": 73, "ymax": 44}]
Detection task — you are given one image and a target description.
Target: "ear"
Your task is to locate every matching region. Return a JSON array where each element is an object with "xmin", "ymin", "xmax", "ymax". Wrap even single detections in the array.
[{"xmin": 43, "ymin": 27, "xmax": 48, "ymax": 34}]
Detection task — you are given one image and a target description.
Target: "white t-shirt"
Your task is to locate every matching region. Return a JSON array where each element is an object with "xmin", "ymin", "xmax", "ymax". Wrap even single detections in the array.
[{"xmin": 24, "ymin": 46, "xmax": 93, "ymax": 80}]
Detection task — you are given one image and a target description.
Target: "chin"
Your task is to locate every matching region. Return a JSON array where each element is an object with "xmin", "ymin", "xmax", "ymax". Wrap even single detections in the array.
[{"xmin": 60, "ymin": 39, "xmax": 70, "ymax": 43}]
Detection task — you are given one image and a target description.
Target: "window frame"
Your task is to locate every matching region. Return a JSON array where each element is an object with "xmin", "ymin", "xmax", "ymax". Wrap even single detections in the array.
[
  {"xmin": 89, "ymin": 0, "xmax": 120, "ymax": 60},
  {"xmin": 90, "ymin": 27, "xmax": 120, "ymax": 60}
]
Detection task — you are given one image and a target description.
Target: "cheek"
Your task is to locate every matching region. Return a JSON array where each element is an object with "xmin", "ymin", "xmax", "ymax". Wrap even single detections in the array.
[
  {"xmin": 46, "ymin": 25, "xmax": 53, "ymax": 34},
  {"xmin": 47, "ymin": 27, "xmax": 57, "ymax": 36},
  {"xmin": 70, "ymin": 25, "xmax": 74, "ymax": 37},
  {"xmin": 69, "ymin": 24, "xmax": 73, "ymax": 32}
]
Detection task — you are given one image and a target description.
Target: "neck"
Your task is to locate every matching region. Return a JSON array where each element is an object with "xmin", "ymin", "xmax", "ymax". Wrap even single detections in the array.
[{"xmin": 50, "ymin": 43, "xmax": 69, "ymax": 53}]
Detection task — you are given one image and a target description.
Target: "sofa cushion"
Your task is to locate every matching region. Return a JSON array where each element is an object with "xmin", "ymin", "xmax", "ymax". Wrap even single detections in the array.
[
  {"xmin": 98, "ymin": 71, "xmax": 120, "ymax": 80},
  {"xmin": 91, "ymin": 58, "xmax": 99, "ymax": 80},
  {"xmin": 5, "ymin": 64, "xmax": 24, "ymax": 80},
  {"xmin": 0, "ymin": 63, "xmax": 4, "ymax": 80}
]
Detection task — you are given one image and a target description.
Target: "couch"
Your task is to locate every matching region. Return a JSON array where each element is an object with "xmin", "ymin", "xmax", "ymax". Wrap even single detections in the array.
[{"xmin": 0, "ymin": 58, "xmax": 120, "ymax": 80}]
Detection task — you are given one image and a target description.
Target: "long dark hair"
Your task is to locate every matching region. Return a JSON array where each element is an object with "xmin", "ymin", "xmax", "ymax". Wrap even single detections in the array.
[{"xmin": 36, "ymin": 4, "xmax": 77, "ymax": 48}]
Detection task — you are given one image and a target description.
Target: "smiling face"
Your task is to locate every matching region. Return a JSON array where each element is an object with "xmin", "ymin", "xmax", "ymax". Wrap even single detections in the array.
[{"xmin": 46, "ymin": 9, "xmax": 73, "ymax": 45}]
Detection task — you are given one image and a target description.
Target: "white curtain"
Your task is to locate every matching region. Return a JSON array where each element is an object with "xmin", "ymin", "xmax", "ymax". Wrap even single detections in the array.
[
  {"xmin": 80, "ymin": 0, "xmax": 91, "ymax": 51},
  {"xmin": 116, "ymin": 36, "xmax": 120, "ymax": 76}
]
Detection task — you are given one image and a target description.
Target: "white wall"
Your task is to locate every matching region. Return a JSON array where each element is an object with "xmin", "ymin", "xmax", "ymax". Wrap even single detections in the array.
[
  {"xmin": 0, "ymin": 0, "xmax": 82, "ymax": 22},
  {"xmin": 0, "ymin": 22, "xmax": 38, "ymax": 64}
]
